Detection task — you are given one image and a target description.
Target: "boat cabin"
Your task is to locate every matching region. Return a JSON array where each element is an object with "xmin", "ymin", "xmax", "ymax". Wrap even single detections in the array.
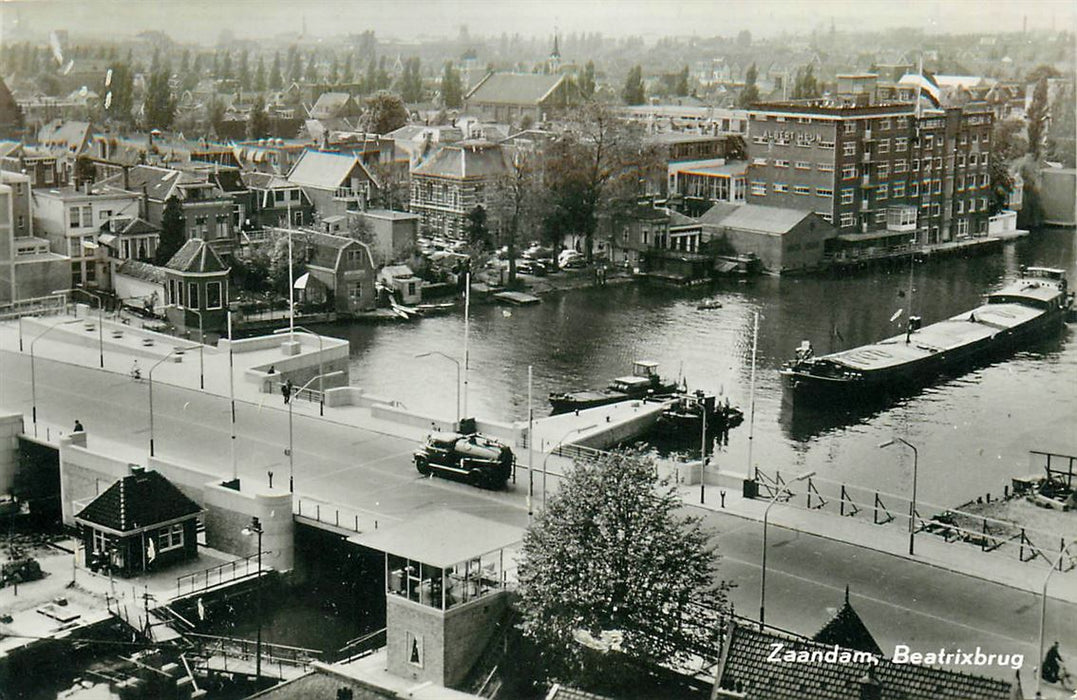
[
  {"xmin": 608, "ymin": 375, "xmax": 655, "ymax": 394},
  {"xmin": 633, "ymin": 360, "xmax": 661, "ymax": 379}
]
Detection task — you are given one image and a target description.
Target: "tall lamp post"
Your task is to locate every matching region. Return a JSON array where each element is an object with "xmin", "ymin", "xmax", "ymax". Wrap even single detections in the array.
[
  {"xmin": 415, "ymin": 351, "xmax": 461, "ymax": 425},
  {"xmin": 275, "ymin": 326, "xmax": 325, "ymax": 410},
  {"xmin": 1037, "ymin": 543, "xmax": 1073, "ymax": 697},
  {"xmin": 65, "ymin": 287, "xmax": 105, "ymax": 369},
  {"xmin": 29, "ymin": 319, "xmax": 81, "ymax": 436},
  {"xmin": 541, "ymin": 424, "xmax": 597, "ymax": 509},
  {"xmin": 286, "ymin": 370, "xmax": 344, "ymax": 492},
  {"xmin": 148, "ymin": 346, "xmax": 196, "ymax": 456},
  {"xmin": 186, "ymin": 308, "xmax": 205, "ymax": 390},
  {"xmin": 879, "ymin": 437, "xmax": 919, "ymax": 555},
  {"xmin": 241, "ymin": 517, "xmax": 264, "ymax": 683},
  {"xmin": 759, "ymin": 470, "xmax": 815, "ymax": 630}
]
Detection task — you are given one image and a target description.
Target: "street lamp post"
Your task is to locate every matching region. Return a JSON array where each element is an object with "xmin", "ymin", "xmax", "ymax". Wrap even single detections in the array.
[
  {"xmin": 186, "ymin": 308, "xmax": 205, "ymax": 390},
  {"xmin": 541, "ymin": 424, "xmax": 597, "ymax": 509},
  {"xmin": 242, "ymin": 517, "xmax": 264, "ymax": 683},
  {"xmin": 29, "ymin": 319, "xmax": 81, "ymax": 436},
  {"xmin": 415, "ymin": 351, "xmax": 461, "ymax": 425},
  {"xmin": 277, "ymin": 326, "xmax": 325, "ymax": 414},
  {"xmin": 286, "ymin": 370, "xmax": 344, "ymax": 492},
  {"xmin": 760, "ymin": 470, "xmax": 815, "ymax": 630},
  {"xmin": 1036, "ymin": 543, "xmax": 1073, "ymax": 697},
  {"xmin": 148, "ymin": 346, "xmax": 196, "ymax": 456},
  {"xmin": 66, "ymin": 287, "xmax": 105, "ymax": 369},
  {"xmin": 879, "ymin": 437, "xmax": 919, "ymax": 556}
]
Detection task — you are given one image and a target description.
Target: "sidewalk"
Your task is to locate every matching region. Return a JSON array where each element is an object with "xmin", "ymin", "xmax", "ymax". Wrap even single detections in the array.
[{"xmin": 682, "ymin": 470, "xmax": 1077, "ymax": 605}]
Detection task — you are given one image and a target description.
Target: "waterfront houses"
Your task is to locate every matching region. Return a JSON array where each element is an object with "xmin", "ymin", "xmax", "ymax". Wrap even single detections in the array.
[{"xmin": 285, "ymin": 149, "xmax": 380, "ymax": 219}]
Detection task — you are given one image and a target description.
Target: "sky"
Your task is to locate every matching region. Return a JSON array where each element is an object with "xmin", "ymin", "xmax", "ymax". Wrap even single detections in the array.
[{"xmin": 2, "ymin": 0, "xmax": 1075, "ymax": 44}]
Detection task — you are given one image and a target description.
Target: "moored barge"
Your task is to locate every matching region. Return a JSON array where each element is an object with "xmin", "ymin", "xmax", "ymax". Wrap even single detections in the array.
[{"xmin": 781, "ymin": 266, "xmax": 1073, "ymax": 403}]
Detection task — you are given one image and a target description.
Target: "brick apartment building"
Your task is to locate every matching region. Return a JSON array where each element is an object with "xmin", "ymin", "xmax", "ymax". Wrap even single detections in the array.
[{"xmin": 745, "ymin": 97, "xmax": 994, "ymax": 246}]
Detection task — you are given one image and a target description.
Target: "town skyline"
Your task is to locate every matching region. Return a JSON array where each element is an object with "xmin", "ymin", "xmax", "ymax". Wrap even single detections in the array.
[{"xmin": 2, "ymin": 0, "xmax": 1075, "ymax": 44}]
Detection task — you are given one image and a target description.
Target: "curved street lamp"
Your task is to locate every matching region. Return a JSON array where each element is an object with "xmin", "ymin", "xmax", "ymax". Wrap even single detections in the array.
[
  {"xmin": 241, "ymin": 517, "xmax": 264, "ymax": 682},
  {"xmin": 879, "ymin": 437, "xmax": 919, "ymax": 556},
  {"xmin": 415, "ymin": 351, "xmax": 461, "ymax": 424},
  {"xmin": 540, "ymin": 423, "xmax": 597, "ymax": 510},
  {"xmin": 760, "ymin": 470, "xmax": 815, "ymax": 630},
  {"xmin": 65, "ymin": 287, "xmax": 105, "ymax": 369},
  {"xmin": 29, "ymin": 318, "xmax": 81, "ymax": 436},
  {"xmin": 286, "ymin": 370, "xmax": 344, "ymax": 492},
  {"xmin": 148, "ymin": 346, "xmax": 198, "ymax": 456},
  {"xmin": 274, "ymin": 326, "xmax": 326, "ymax": 413}
]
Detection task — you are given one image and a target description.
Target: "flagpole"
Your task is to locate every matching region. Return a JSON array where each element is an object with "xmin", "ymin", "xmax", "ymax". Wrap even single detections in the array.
[
  {"xmin": 228, "ymin": 310, "xmax": 237, "ymax": 482},
  {"xmin": 746, "ymin": 311, "xmax": 759, "ymax": 480},
  {"xmin": 462, "ymin": 270, "xmax": 470, "ymax": 421},
  {"xmin": 287, "ymin": 202, "xmax": 294, "ymax": 342}
]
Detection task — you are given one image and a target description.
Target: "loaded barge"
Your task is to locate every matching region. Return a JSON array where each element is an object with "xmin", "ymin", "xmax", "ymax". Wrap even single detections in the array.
[{"xmin": 781, "ymin": 267, "xmax": 1073, "ymax": 403}]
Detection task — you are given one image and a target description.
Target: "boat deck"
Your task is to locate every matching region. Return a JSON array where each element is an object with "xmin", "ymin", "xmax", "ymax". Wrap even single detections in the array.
[{"xmin": 831, "ymin": 302, "xmax": 1040, "ymax": 372}]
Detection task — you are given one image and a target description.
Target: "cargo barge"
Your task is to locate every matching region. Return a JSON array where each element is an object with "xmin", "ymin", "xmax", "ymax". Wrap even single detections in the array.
[{"xmin": 781, "ymin": 267, "xmax": 1073, "ymax": 403}]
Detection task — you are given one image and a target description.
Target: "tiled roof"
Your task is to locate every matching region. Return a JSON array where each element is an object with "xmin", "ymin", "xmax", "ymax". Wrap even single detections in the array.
[
  {"xmin": 295, "ymin": 228, "xmax": 362, "ymax": 251},
  {"xmin": 286, "ymin": 149, "xmax": 377, "ymax": 190},
  {"xmin": 108, "ymin": 216, "xmax": 160, "ymax": 236},
  {"xmin": 696, "ymin": 202, "xmax": 742, "ymax": 226},
  {"xmin": 38, "ymin": 120, "xmax": 92, "ymax": 153},
  {"xmin": 702, "ymin": 203, "xmax": 820, "ymax": 234},
  {"xmin": 716, "ymin": 622, "xmax": 1013, "ymax": 700},
  {"xmin": 242, "ymin": 171, "xmax": 292, "ymax": 190},
  {"xmin": 115, "ymin": 259, "xmax": 167, "ymax": 284},
  {"xmin": 75, "ymin": 469, "xmax": 202, "ymax": 533},
  {"xmin": 120, "ymin": 165, "xmax": 196, "ymax": 201},
  {"xmin": 412, "ymin": 141, "xmax": 509, "ymax": 179},
  {"xmin": 813, "ymin": 593, "xmax": 883, "ymax": 657},
  {"xmin": 165, "ymin": 238, "xmax": 229, "ymax": 274},
  {"xmin": 466, "ymin": 72, "xmax": 565, "ymax": 106}
]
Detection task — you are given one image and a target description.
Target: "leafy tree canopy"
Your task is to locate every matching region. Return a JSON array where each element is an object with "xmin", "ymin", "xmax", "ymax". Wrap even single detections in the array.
[{"xmin": 516, "ymin": 448, "xmax": 728, "ymax": 692}]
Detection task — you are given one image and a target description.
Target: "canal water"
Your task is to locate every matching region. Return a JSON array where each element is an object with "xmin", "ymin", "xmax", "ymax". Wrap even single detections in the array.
[{"xmin": 325, "ymin": 228, "xmax": 1077, "ymax": 511}]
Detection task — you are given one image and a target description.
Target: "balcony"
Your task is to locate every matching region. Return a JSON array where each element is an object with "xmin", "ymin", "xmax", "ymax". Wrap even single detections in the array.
[
  {"xmin": 861, "ymin": 152, "xmax": 872, "ymax": 164},
  {"xmin": 862, "ymin": 130, "xmax": 873, "ymax": 142}
]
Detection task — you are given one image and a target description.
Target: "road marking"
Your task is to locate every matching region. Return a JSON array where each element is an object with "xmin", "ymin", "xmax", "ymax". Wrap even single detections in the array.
[{"xmin": 722, "ymin": 553, "xmax": 1032, "ymax": 644}]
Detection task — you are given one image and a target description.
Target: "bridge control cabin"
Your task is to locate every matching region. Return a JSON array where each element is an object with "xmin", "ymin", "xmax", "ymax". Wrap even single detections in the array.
[{"xmin": 353, "ymin": 509, "xmax": 522, "ymax": 688}]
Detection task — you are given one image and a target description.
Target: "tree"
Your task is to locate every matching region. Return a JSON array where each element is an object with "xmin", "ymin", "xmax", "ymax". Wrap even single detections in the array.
[
  {"xmin": 247, "ymin": 95, "xmax": 270, "ymax": 139},
  {"xmin": 103, "ymin": 60, "xmax": 134, "ymax": 122},
  {"xmin": 220, "ymin": 50, "xmax": 233, "ymax": 80},
  {"xmin": 399, "ymin": 57, "xmax": 423, "ymax": 103},
  {"xmin": 621, "ymin": 65, "xmax": 645, "ymax": 105},
  {"xmin": 1027, "ymin": 76, "xmax": 1049, "ymax": 161},
  {"xmin": 328, "ymin": 55, "xmax": 340, "ymax": 84},
  {"xmin": 793, "ymin": 64, "xmax": 820, "ymax": 99},
  {"xmin": 304, "ymin": 52, "xmax": 318, "ymax": 83},
  {"xmin": 441, "ymin": 61, "xmax": 463, "ymax": 108},
  {"xmin": 360, "ymin": 91, "xmax": 408, "ymax": 134},
  {"xmin": 269, "ymin": 51, "xmax": 283, "ymax": 90},
  {"xmin": 738, "ymin": 63, "xmax": 760, "ymax": 109},
  {"xmin": 516, "ymin": 449, "xmax": 727, "ymax": 692},
  {"xmin": 578, "ymin": 60, "xmax": 596, "ymax": 99},
  {"xmin": 674, "ymin": 65, "xmax": 690, "ymax": 97},
  {"xmin": 989, "ymin": 119, "xmax": 1027, "ymax": 216},
  {"xmin": 237, "ymin": 49, "xmax": 250, "ymax": 90},
  {"xmin": 207, "ymin": 96, "xmax": 226, "ymax": 136},
  {"xmin": 543, "ymin": 103, "xmax": 660, "ymax": 261},
  {"xmin": 254, "ymin": 55, "xmax": 266, "ymax": 92},
  {"xmin": 488, "ymin": 148, "xmax": 544, "ymax": 286},
  {"xmin": 155, "ymin": 197, "xmax": 186, "ymax": 265},
  {"xmin": 464, "ymin": 205, "xmax": 491, "ymax": 250},
  {"xmin": 144, "ymin": 67, "xmax": 176, "ymax": 130}
]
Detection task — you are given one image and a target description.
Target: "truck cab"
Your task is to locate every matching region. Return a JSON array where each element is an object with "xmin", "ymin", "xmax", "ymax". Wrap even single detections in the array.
[{"xmin": 414, "ymin": 432, "xmax": 514, "ymax": 490}]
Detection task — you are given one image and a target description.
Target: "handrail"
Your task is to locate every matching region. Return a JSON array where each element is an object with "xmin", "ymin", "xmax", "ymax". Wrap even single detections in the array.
[{"xmin": 176, "ymin": 554, "xmax": 260, "ymax": 596}]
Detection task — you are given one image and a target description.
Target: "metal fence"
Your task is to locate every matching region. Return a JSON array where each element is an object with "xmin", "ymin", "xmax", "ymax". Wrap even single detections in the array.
[
  {"xmin": 176, "ymin": 554, "xmax": 261, "ymax": 597},
  {"xmin": 186, "ymin": 632, "xmax": 321, "ymax": 679},
  {"xmin": 752, "ymin": 466, "xmax": 1076, "ymax": 572},
  {"xmin": 0, "ymin": 294, "xmax": 67, "ymax": 320}
]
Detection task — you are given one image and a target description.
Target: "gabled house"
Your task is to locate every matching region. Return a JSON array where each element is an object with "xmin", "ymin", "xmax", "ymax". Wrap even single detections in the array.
[
  {"xmin": 106, "ymin": 165, "xmax": 239, "ymax": 256},
  {"xmin": 98, "ymin": 214, "xmax": 160, "ymax": 262},
  {"xmin": 74, "ymin": 467, "xmax": 203, "ymax": 578},
  {"xmin": 464, "ymin": 72, "xmax": 581, "ymax": 125},
  {"xmin": 292, "ymin": 228, "xmax": 376, "ymax": 315},
  {"xmin": 286, "ymin": 149, "xmax": 380, "ymax": 219},
  {"xmin": 242, "ymin": 171, "xmax": 313, "ymax": 231},
  {"xmin": 0, "ymin": 141, "xmax": 62, "ymax": 188},
  {"xmin": 310, "ymin": 92, "xmax": 362, "ymax": 121}
]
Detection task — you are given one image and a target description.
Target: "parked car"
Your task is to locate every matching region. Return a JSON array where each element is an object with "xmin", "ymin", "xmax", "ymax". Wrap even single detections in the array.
[
  {"xmin": 559, "ymin": 250, "xmax": 586, "ymax": 269},
  {"xmin": 517, "ymin": 259, "xmax": 548, "ymax": 276},
  {"xmin": 414, "ymin": 432, "xmax": 515, "ymax": 489}
]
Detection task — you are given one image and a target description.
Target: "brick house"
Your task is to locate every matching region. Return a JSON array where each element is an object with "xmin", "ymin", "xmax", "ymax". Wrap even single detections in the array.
[
  {"xmin": 409, "ymin": 141, "xmax": 510, "ymax": 240},
  {"xmin": 74, "ymin": 467, "xmax": 203, "ymax": 578}
]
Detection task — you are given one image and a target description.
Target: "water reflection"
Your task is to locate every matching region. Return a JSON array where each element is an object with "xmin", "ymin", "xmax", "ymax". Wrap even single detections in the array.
[{"xmin": 318, "ymin": 229, "xmax": 1076, "ymax": 507}]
